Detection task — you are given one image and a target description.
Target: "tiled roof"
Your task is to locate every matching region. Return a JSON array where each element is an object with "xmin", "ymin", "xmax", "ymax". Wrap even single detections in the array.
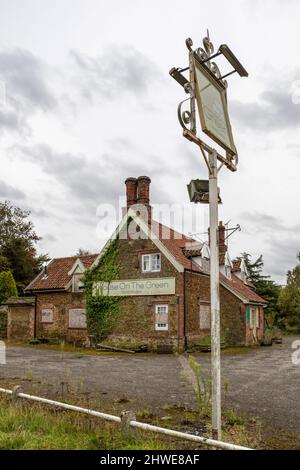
[
  {"xmin": 25, "ymin": 254, "xmax": 98, "ymax": 292},
  {"xmin": 220, "ymin": 273, "xmax": 267, "ymax": 304},
  {"xmin": 151, "ymin": 219, "xmax": 267, "ymax": 304},
  {"xmin": 151, "ymin": 220, "xmax": 203, "ymax": 272}
]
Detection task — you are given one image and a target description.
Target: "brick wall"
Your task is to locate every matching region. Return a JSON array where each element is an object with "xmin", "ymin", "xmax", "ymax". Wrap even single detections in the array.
[
  {"xmin": 184, "ymin": 271, "xmax": 246, "ymax": 346},
  {"xmin": 106, "ymin": 237, "xmax": 183, "ymax": 350},
  {"xmin": 7, "ymin": 306, "xmax": 35, "ymax": 341},
  {"xmin": 35, "ymin": 291, "xmax": 88, "ymax": 345}
]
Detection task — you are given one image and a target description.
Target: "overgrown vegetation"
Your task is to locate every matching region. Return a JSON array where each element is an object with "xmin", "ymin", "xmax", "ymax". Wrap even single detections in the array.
[
  {"xmin": 241, "ymin": 253, "xmax": 281, "ymax": 327},
  {"xmin": 0, "ymin": 392, "xmax": 265, "ymax": 450},
  {"xmin": 180, "ymin": 356, "xmax": 211, "ymax": 418},
  {"xmin": 83, "ymin": 238, "xmax": 121, "ymax": 342},
  {"xmin": 0, "ymin": 271, "xmax": 18, "ymax": 304},
  {"xmin": 279, "ymin": 252, "xmax": 300, "ymax": 333},
  {"xmin": 0, "ymin": 395, "xmax": 167, "ymax": 450},
  {"xmin": 0, "ymin": 201, "xmax": 49, "ymax": 293}
]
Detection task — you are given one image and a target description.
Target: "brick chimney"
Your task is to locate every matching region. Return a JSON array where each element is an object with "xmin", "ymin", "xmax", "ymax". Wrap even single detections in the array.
[
  {"xmin": 137, "ymin": 176, "xmax": 152, "ymax": 223},
  {"xmin": 208, "ymin": 221, "xmax": 227, "ymax": 265},
  {"xmin": 125, "ymin": 177, "xmax": 138, "ymax": 209},
  {"xmin": 218, "ymin": 221, "xmax": 227, "ymax": 265}
]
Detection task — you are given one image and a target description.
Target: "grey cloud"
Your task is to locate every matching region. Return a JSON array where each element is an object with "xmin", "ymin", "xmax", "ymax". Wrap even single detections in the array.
[
  {"xmin": 0, "ymin": 108, "xmax": 29, "ymax": 135},
  {"xmin": 15, "ymin": 144, "xmax": 118, "ymax": 207},
  {"xmin": 0, "ymin": 49, "xmax": 56, "ymax": 111},
  {"xmin": 239, "ymin": 211, "xmax": 300, "ymax": 233},
  {"xmin": 43, "ymin": 234, "xmax": 57, "ymax": 243},
  {"xmin": 70, "ymin": 45, "xmax": 161, "ymax": 102},
  {"xmin": 239, "ymin": 211, "xmax": 300, "ymax": 281},
  {"xmin": 12, "ymin": 139, "xmax": 174, "ymax": 219},
  {"xmin": 231, "ymin": 86, "xmax": 300, "ymax": 132},
  {"xmin": 264, "ymin": 237, "xmax": 300, "ymax": 281},
  {"xmin": 0, "ymin": 48, "xmax": 57, "ymax": 136},
  {"xmin": 0, "ymin": 180, "xmax": 25, "ymax": 200}
]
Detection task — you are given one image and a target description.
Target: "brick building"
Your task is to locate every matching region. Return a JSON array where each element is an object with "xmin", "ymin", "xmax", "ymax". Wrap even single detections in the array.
[
  {"xmin": 5, "ymin": 254, "xmax": 98, "ymax": 343},
  {"xmin": 5, "ymin": 176, "xmax": 267, "ymax": 350}
]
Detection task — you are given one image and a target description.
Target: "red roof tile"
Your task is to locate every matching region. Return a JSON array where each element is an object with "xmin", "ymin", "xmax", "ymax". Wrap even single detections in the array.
[
  {"xmin": 220, "ymin": 273, "xmax": 267, "ymax": 304},
  {"xmin": 151, "ymin": 220, "xmax": 267, "ymax": 304},
  {"xmin": 25, "ymin": 254, "xmax": 98, "ymax": 291},
  {"xmin": 151, "ymin": 220, "xmax": 203, "ymax": 272}
]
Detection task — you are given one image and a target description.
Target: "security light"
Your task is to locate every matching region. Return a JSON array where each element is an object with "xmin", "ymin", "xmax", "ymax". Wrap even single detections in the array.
[
  {"xmin": 187, "ymin": 179, "xmax": 222, "ymax": 204},
  {"xmin": 219, "ymin": 44, "xmax": 248, "ymax": 77}
]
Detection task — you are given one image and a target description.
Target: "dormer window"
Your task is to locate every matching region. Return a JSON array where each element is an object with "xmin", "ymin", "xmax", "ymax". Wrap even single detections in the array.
[
  {"xmin": 225, "ymin": 264, "xmax": 232, "ymax": 280},
  {"xmin": 142, "ymin": 253, "xmax": 161, "ymax": 273},
  {"xmin": 72, "ymin": 273, "xmax": 83, "ymax": 292}
]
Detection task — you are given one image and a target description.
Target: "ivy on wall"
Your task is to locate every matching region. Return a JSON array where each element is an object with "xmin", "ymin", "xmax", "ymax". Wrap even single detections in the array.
[{"xmin": 83, "ymin": 238, "xmax": 121, "ymax": 342}]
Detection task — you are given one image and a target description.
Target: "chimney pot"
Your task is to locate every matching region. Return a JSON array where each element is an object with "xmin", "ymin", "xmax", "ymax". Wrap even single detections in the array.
[
  {"xmin": 125, "ymin": 177, "xmax": 138, "ymax": 208},
  {"xmin": 137, "ymin": 176, "xmax": 151, "ymax": 205}
]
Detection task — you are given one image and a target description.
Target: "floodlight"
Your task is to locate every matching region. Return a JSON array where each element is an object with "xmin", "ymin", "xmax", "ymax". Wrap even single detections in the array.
[
  {"xmin": 219, "ymin": 44, "xmax": 248, "ymax": 77},
  {"xmin": 187, "ymin": 179, "xmax": 222, "ymax": 204}
]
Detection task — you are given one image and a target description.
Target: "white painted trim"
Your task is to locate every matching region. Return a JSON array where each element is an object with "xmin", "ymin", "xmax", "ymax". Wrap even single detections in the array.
[
  {"xmin": 68, "ymin": 259, "xmax": 85, "ymax": 276},
  {"xmin": 220, "ymin": 280, "xmax": 249, "ymax": 303},
  {"xmin": 91, "ymin": 209, "xmax": 184, "ymax": 273}
]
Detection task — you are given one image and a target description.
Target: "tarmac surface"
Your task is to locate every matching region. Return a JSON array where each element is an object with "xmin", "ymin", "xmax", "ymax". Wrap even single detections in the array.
[{"xmin": 1, "ymin": 336, "xmax": 300, "ymax": 436}]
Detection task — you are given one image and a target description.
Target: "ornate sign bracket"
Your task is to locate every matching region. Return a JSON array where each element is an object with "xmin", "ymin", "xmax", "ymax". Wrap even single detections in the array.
[{"xmin": 170, "ymin": 31, "xmax": 239, "ymax": 173}]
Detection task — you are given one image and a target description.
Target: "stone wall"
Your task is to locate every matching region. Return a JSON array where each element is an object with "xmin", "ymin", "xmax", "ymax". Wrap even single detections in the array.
[
  {"xmin": 35, "ymin": 291, "xmax": 88, "ymax": 345},
  {"xmin": 7, "ymin": 305, "xmax": 35, "ymax": 341},
  {"xmin": 184, "ymin": 271, "xmax": 247, "ymax": 346},
  {"xmin": 106, "ymin": 237, "xmax": 183, "ymax": 350},
  {"xmin": 0, "ymin": 306, "xmax": 7, "ymax": 339}
]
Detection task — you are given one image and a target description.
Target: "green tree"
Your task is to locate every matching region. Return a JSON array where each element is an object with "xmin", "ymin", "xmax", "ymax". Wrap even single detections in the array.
[
  {"xmin": 278, "ymin": 253, "xmax": 300, "ymax": 333},
  {"xmin": 0, "ymin": 271, "xmax": 18, "ymax": 304},
  {"xmin": 0, "ymin": 201, "xmax": 49, "ymax": 292},
  {"xmin": 241, "ymin": 252, "xmax": 281, "ymax": 327}
]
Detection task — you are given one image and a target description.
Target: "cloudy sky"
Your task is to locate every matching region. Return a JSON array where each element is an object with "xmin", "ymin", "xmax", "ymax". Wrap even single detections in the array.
[{"xmin": 0, "ymin": 0, "xmax": 299, "ymax": 284}]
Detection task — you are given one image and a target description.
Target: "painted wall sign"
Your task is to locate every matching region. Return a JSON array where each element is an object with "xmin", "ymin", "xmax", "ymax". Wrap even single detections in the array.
[
  {"xmin": 68, "ymin": 308, "xmax": 87, "ymax": 329},
  {"xmin": 41, "ymin": 309, "xmax": 53, "ymax": 323},
  {"xmin": 93, "ymin": 277, "xmax": 176, "ymax": 297}
]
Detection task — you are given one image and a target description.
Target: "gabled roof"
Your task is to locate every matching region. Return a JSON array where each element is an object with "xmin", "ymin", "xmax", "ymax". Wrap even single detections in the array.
[
  {"xmin": 25, "ymin": 254, "xmax": 98, "ymax": 292},
  {"xmin": 98, "ymin": 209, "xmax": 267, "ymax": 305},
  {"xmin": 150, "ymin": 220, "xmax": 203, "ymax": 273},
  {"xmin": 220, "ymin": 273, "xmax": 267, "ymax": 305}
]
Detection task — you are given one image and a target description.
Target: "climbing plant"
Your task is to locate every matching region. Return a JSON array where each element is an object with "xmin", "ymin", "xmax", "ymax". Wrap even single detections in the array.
[{"xmin": 83, "ymin": 238, "xmax": 121, "ymax": 342}]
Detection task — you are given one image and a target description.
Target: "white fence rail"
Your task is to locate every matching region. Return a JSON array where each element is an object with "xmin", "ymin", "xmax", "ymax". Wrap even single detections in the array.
[{"xmin": 0, "ymin": 386, "xmax": 252, "ymax": 451}]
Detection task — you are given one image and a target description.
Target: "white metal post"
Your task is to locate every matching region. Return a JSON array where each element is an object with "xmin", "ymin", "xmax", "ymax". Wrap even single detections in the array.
[{"xmin": 209, "ymin": 149, "xmax": 221, "ymax": 440}]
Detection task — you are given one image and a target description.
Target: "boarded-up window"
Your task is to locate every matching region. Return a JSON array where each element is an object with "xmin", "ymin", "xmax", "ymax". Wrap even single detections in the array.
[
  {"xmin": 200, "ymin": 304, "xmax": 211, "ymax": 331},
  {"xmin": 68, "ymin": 309, "xmax": 87, "ymax": 329},
  {"xmin": 41, "ymin": 309, "xmax": 53, "ymax": 323},
  {"xmin": 250, "ymin": 307, "xmax": 259, "ymax": 329},
  {"xmin": 72, "ymin": 273, "xmax": 83, "ymax": 292},
  {"xmin": 155, "ymin": 305, "xmax": 168, "ymax": 331}
]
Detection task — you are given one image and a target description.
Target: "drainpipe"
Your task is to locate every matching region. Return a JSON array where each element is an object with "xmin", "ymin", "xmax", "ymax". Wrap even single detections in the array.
[
  {"xmin": 183, "ymin": 269, "xmax": 187, "ymax": 349},
  {"xmin": 34, "ymin": 295, "xmax": 37, "ymax": 338}
]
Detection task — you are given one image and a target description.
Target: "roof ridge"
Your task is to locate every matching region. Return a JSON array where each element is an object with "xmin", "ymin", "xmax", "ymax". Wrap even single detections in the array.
[{"xmin": 151, "ymin": 219, "xmax": 196, "ymax": 242}]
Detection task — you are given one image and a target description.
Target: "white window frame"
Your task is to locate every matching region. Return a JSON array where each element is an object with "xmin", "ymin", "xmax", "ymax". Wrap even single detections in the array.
[
  {"xmin": 142, "ymin": 253, "xmax": 161, "ymax": 273},
  {"xmin": 155, "ymin": 304, "xmax": 168, "ymax": 331}
]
